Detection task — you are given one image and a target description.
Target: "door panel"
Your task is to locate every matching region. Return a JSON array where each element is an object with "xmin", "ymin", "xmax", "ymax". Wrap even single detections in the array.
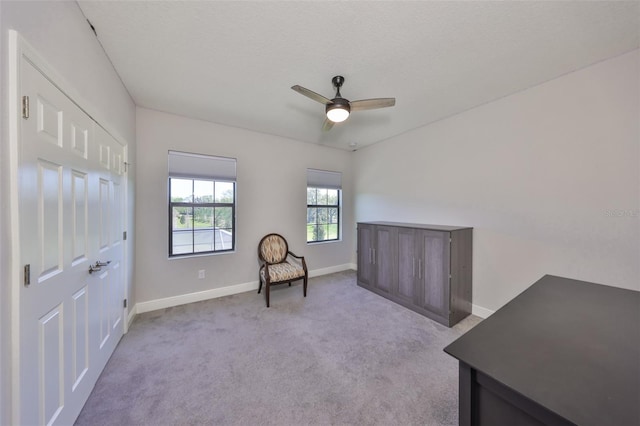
[
  {"xmin": 98, "ymin": 269, "xmax": 111, "ymax": 349},
  {"xmin": 71, "ymin": 286, "xmax": 89, "ymax": 391},
  {"xmin": 112, "ymin": 182, "xmax": 122, "ymax": 248},
  {"xmin": 99, "ymin": 144, "xmax": 110, "ymax": 170},
  {"xmin": 357, "ymin": 224, "xmax": 374, "ymax": 288},
  {"xmin": 111, "ymin": 261, "xmax": 123, "ymax": 331},
  {"xmin": 70, "ymin": 119, "xmax": 89, "ymax": 159},
  {"xmin": 39, "ymin": 305, "xmax": 64, "ymax": 426},
  {"xmin": 418, "ymin": 230, "xmax": 450, "ymax": 317},
  {"xmin": 18, "ymin": 58, "xmax": 125, "ymax": 426},
  {"xmin": 36, "ymin": 94, "xmax": 63, "ymax": 147},
  {"xmin": 71, "ymin": 170, "xmax": 88, "ymax": 264},
  {"xmin": 397, "ymin": 228, "xmax": 416, "ymax": 303},
  {"xmin": 99, "ymin": 178, "xmax": 110, "ymax": 250},
  {"xmin": 37, "ymin": 160, "xmax": 64, "ymax": 280},
  {"xmin": 374, "ymin": 226, "xmax": 396, "ymax": 294}
]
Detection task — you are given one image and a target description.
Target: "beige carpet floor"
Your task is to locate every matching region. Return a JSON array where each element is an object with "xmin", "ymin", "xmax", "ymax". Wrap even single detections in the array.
[{"xmin": 75, "ymin": 270, "xmax": 481, "ymax": 426}]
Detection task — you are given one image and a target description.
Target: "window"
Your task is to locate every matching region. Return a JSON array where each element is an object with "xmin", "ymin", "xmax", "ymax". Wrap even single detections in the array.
[
  {"xmin": 307, "ymin": 169, "xmax": 341, "ymax": 243},
  {"xmin": 168, "ymin": 151, "xmax": 236, "ymax": 257}
]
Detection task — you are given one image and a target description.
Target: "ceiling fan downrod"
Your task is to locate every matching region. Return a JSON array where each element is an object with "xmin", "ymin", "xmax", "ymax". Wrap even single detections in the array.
[{"xmin": 332, "ymin": 75, "xmax": 345, "ymax": 98}]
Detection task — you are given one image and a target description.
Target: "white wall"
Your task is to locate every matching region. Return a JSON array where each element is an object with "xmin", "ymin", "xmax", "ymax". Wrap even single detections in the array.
[
  {"xmin": 0, "ymin": 2, "xmax": 136, "ymax": 423},
  {"xmin": 354, "ymin": 50, "xmax": 640, "ymax": 313},
  {"xmin": 135, "ymin": 107, "xmax": 353, "ymax": 305}
]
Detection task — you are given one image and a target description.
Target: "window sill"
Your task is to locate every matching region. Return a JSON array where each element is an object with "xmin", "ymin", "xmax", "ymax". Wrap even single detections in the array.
[
  {"xmin": 168, "ymin": 250, "xmax": 236, "ymax": 260},
  {"xmin": 307, "ymin": 239, "xmax": 341, "ymax": 246}
]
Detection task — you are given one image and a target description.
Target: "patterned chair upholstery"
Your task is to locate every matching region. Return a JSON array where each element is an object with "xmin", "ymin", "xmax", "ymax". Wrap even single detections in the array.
[{"xmin": 258, "ymin": 233, "xmax": 308, "ymax": 307}]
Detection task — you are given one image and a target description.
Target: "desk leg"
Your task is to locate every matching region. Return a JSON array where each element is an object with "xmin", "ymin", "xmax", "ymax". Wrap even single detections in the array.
[{"xmin": 459, "ymin": 362, "xmax": 473, "ymax": 426}]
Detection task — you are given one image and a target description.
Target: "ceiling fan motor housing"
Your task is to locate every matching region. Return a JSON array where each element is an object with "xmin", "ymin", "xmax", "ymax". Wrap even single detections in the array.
[
  {"xmin": 326, "ymin": 97, "xmax": 350, "ymax": 122},
  {"xmin": 326, "ymin": 97, "xmax": 350, "ymax": 113}
]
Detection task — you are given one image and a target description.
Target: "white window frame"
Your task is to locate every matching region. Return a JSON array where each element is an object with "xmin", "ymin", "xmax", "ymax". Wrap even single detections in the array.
[
  {"xmin": 307, "ymin": 169, "xmax": 342, "ymax": 244},
  {"xmin": 168, "ymin": 151, "xmax": 237, "ymax": 257}
]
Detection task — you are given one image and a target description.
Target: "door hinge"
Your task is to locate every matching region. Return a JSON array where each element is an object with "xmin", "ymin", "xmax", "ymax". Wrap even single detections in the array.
[
  {"xmin": 24, "ymin": 264, "xmax": 31, "ymax": 287},
  {"xmin": 123, "ymin": 299, "xmax": 127, "ymax": 308},
  {"xmin": 123, "ymin": 231, "xmax": 127, "ymax": 241},
  {"xmin": 22, "ymin": 96, "xmax": 29, "ymax": 119}
]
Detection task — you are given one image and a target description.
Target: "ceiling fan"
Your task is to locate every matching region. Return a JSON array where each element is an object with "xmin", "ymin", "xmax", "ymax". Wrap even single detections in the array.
[{"xmin": 291, "ymin": 76, "xmax": 396, "ymax": 131}]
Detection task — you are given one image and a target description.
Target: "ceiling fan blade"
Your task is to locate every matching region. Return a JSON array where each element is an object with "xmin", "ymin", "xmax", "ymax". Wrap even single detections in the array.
[
  {"xmin": 322, "ymin": 118, "xmax": 335, "ymax": 131},
  {"xmin": 291, "ymin": 85, "xmax": 331, "ymax": 105},
  {"xmin": 350, "ymin": 98, "xmax": 396, "ymax": 112}
]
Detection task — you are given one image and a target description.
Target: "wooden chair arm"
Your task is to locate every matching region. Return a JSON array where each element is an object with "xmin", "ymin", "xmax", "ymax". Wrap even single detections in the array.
[
  {"xmin": 287, "ymin": 251, "xmax": 307, "ymax": 272},
  {"xmin": 260, "ymin": 262, "xmax": 270, "ymax": 283},
  {"xmin": 287, "ymin": 251, "xmax": 304, "ymax": 260}
]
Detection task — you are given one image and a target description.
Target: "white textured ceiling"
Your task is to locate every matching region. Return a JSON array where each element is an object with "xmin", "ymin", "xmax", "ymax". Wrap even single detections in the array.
[{"xmin": 77, "ymin": 1, "xmax": 639, "ymax": 150}]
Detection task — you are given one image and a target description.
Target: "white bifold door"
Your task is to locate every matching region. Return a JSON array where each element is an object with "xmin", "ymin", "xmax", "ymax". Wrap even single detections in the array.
[{"xmin": 17, "ymin": 58, "xmax": 126, "ymax": 425}]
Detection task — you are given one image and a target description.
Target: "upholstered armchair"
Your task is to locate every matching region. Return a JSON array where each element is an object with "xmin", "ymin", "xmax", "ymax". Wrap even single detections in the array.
[{"xmin": 257, "ymin": 233, "xmax": 308, "ymax": 307}]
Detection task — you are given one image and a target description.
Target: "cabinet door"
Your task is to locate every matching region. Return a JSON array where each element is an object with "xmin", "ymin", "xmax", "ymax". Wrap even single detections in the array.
[
  {"xmin": 417, "ymin": 230, "xmax": 450, "ymax": 318},
  {"xmin": 373, "ymin": 226, "xmax": 396, "ymax": 295},
  {"xmin": 357, "ymin": 224, "xmax": 375, "ymax": 288},
  {"xmin": 397, "ymin": 227, "xmax": 418, "ymax": 304}
]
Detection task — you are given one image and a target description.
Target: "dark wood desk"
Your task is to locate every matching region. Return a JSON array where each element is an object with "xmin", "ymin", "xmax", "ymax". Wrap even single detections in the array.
[{"xmin": 444, "ymin": 275, "xmax": 640, "ymax": 426}]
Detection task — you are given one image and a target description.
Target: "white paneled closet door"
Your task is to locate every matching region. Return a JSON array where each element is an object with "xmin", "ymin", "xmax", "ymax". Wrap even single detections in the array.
[
  {"xmin": 18, "ymin": 58, "xmax": 125, "ymax": 426},
  {"xmin": 93, "ymin": 124, "xmax": 125, "ymax": 366}
]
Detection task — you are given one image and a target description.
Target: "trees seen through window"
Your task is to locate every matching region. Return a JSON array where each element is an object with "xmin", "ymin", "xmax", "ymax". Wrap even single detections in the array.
[
  {"xmin": 169, "ymin": 178, "xmax": 235, "ymax": 256},
  {"xmin": 307, "ymin": 187, "xmax": 339, "ymax": 243}
]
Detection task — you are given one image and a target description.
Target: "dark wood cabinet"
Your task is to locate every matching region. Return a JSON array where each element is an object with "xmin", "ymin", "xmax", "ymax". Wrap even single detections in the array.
[{"xmin": 357, "ymin": 222, "xmax": 472, "ymax": 327}]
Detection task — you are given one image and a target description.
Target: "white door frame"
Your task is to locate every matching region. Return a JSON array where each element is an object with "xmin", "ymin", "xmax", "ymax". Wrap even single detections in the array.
[{"xmin": 7, "ymin": 30, "xmax": 131, "ymax": 424}]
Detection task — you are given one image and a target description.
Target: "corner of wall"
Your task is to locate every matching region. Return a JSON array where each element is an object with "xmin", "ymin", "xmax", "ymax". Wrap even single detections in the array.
[{"xmin": 471, "ymin": 304, "xmax": 494, "ymax": 319}]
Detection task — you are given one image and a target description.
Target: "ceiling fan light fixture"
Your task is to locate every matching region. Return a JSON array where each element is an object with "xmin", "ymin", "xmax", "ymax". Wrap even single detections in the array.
[
  {"xmin": 326, "ymin": 99, "xmax": 351, "ymax": 123},
  {"xmin": 292, "ymin": 76, "xmax": 394, "ymax": 131}
]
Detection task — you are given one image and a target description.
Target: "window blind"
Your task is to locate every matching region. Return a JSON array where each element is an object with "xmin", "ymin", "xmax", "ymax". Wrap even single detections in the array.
[
  {"xmin": 307, "ymin": 168, "xmax": 342, "ymax": 189},
  {"xmin": 168, "ymin": 150, "xmax": 236, "ymax": 181}
]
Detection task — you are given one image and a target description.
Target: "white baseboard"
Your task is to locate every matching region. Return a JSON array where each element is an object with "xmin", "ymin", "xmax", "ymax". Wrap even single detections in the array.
[
  {"xmin": 135, "ymin": 280, "xmax": 259, "ymax": 314},
  {"xmin": 128, "ymin": 265, "xmax": 494, "ymax": 322},
  {"xmin": 133, "ymin": 264, "xmax": 356, "ymax": 315},
  {"xmin": 127, "ymin": 305, "xmax": 137, "ymax": 328},
  {"xmin": 472, "ymin": 303, "xmax": 494, "ymax": 319},
  {"xmin": 308, "ymin": 263, "xmax": 356, "ymax": 278}
]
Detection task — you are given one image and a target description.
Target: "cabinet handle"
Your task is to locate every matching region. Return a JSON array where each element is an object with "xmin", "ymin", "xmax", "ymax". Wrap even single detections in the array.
[
  {"xmin": 412, "ymin": 258, "xmax": 415, "ymax": 277},
  {"xmin": 372, "ymin": 248, "xmax": 376, "ymax": 265},
  {"xmin": 418, "ymin": 259, "xmax": 422, "ymax": 279}
]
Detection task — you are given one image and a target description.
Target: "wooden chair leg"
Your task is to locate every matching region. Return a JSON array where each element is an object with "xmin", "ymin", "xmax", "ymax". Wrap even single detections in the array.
[
  {"xmin": 266, "ymin": 282, "xmax": 270, "ymax": 307},
  {"xmin": 303, "ymin": 275, "xmax": 307, "ymax": 297},
  {"xmin": 258, "ymin": 276, "xmax": 262, "ymax": 294}
]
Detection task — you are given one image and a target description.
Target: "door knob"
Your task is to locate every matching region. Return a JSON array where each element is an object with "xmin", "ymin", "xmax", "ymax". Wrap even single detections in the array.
[{"xmin": 89, "ymin": 260, "xmax": 111, "ymax": 274}]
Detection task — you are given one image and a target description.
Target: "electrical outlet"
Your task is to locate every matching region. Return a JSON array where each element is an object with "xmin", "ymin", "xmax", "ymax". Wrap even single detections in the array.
[{"xmin": 198, "ymin": 269, "xmax": 205, "ymax": 279}]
